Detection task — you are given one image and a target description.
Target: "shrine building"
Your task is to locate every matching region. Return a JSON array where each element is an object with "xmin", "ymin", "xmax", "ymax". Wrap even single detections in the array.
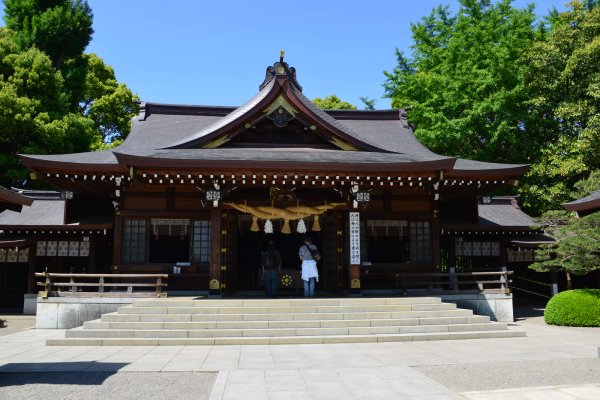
[{"xmin": 1, "ymin": 56, "xmax": 541, "ymax": 310}]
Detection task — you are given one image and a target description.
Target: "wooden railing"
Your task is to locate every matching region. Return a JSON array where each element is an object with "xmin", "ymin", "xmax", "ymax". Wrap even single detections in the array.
[
  {"xmin": 511, "ymin": 275, "xmax": 554, "ymax": 299},
  {"xmin": 362, "ymin": 270, "xmax": 512, "ymax": 294},
  {"xmin": 35, "ymin": 273, "xmax": 168, "ymax": 298}
]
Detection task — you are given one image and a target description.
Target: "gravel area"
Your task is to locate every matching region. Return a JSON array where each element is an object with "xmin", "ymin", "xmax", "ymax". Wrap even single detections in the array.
[
  {"xmin": 0, "ymin": 371, "xmax": 217, "ymax": 400},
  {"xmin": 414, "ymin": 358, "xmax": 600, "ymax": 392},
  {"xmin": 0, "ymin": 315, "xmax": 35, "ymax": 337}
]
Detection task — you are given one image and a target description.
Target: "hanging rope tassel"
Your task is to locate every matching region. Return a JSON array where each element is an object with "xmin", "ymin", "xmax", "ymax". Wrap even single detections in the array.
[
  {"xmin": 264, "ymin": 219, "xmax": 273, "ymax": 234},
  {"xmin": 281, "ymin": 219, "xmax": 291, "ymax": 234},
  {"xmin": 312, "ymin": 215, "xmax": 321, "ymax": 231},
  {"xmin": 297, "ymin": 218, "xmax": 307, "ymax": 234},
  {"xmin": 250, "ymin": 216, "xmax": 259, "ymax": 232}
]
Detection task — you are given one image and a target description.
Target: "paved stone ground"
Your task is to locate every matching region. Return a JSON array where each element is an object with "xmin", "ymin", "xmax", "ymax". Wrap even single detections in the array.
[
  {"xmin": 415, "ymin": 359, "xmax": 600, "ymax": 392},
  {"xmin": 462, "ymin": 385, "xmax": 600, "ymax": 400},
  {"xmin": 0, "ymin": 307, "xmax": 598, "ymax": 399},
  {"xmin": 0, "ymin": 315, "xmax": 35, "ymax": 337}
]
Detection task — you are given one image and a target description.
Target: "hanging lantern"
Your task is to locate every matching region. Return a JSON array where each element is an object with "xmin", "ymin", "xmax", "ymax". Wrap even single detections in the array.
[
  {"xmin": 250, "ymin": 216, "xmax": 259, "ymax": 232},
  {"xmin": 264, "ymin": 219, "xmax": 273, "ymax": 234},
  {"xmin": 312, "ymin": 215, "xmax": 321, "ymax": 231},
  {"xmin": 297, "ymin": 218, "xmax": 307, "ymax": 234}
]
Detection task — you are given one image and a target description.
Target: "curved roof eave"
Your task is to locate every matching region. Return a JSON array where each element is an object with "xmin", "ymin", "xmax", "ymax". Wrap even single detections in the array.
[
  {"xmin": 0, "ymin": 186, "xmax": 33, "ymax": 207},
  {"xmin": 445, "ymin": 159, "xmax": 529, "ymax": 179},
  {"xmin": 18, "ymin": 153, "xmax": 124, "ymax": 173},
  {"xmin": 113, "ymin": 151, "xmax": 457, "ymax": 173}
]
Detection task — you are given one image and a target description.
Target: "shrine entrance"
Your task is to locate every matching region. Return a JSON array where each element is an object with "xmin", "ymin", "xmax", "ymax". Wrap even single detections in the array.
[{"xmin": 225, "ymin": 211, "xmax": 343, "ymax": 295}]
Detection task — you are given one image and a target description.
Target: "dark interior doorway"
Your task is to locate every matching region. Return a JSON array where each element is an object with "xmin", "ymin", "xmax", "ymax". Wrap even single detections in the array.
[{"xmin": 235, "ymin": 230, "xmax": 321, "ymax": 292}]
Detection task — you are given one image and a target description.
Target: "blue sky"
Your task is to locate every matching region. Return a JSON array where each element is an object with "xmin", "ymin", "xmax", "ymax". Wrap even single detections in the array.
[{"xmin": 1, "ymin": 0, "xmax": 567, "ymax": 109}]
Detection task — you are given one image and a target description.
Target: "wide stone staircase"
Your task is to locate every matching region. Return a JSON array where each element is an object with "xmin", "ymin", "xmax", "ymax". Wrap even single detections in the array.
[{"xmin": 47, "ymin": 297, "xmax": 525, "ymax": 346}]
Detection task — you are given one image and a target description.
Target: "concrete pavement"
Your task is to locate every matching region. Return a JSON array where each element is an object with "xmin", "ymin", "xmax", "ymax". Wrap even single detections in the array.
[{"xmin": 0, "ymin": 310, "xmax": 598, "ymax": 399}]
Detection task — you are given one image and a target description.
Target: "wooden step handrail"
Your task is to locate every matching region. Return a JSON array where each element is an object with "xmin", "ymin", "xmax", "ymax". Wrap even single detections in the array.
[
  {"xmin": 361, "ymin": 270, "xmax": 512, "ymax": 294},
  {"xmin": 35, "ymin": 273, "xmax": 168, "ymax": 298}
]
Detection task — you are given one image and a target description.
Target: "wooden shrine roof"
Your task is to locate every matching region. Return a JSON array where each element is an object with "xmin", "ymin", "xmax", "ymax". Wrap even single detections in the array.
[
  {"xmin": 0, "ymin": 189, "xmax": 112, "ymax": 230},
  {"xmin": 563, "ymin": 190, "xmax": 600, "ymax": 213},
  {"xmin": 19, "ymin": 58, "xmax": 528, "ymax": 180},
  {"xmin": 441, "ymin": 196, "xmax": 536, "ymax": 231},
  {"xmin": 0, "ymin": 186, "xmax": 34, "ymax": 208},
  {"xmin": 478, "ymin": 197, "xmax": 535, "ymax": 227}
]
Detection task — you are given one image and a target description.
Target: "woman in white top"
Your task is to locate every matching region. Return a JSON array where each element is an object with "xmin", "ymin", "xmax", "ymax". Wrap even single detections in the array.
[{"xmin": 299, "ymin": 236, "xmax": 319, "ymax": 298}]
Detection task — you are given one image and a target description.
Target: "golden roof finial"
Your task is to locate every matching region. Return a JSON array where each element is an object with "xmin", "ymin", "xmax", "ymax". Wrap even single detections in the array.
[{"xmin": 280, "ymin": 50, "xmax": 285, "ymax": 62}]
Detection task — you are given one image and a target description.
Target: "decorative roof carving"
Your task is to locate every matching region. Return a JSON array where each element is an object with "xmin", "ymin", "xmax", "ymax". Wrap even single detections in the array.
[
  {"xmin": 267, "ymin": 106, "xmax": 295, "ymax": 127},
  {"xmin": 264, "ymin": 95, "xmax": 298, "ymax": 128},
  {"xmin": 259, "ymin": 54, "xmax": 302, "ymax": 92}
]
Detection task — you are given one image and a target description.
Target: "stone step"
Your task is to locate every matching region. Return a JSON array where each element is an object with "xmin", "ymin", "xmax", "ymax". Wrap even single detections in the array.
[
  {"xmin": 130, "ymin": 297, "xmax": 443, "ymax": 308},
  {"xmin": 116, "ymin": 303, "xmax": 457, "ymax": 315},
  {"xmin": 48, "ymin": 329, "xmax": 526, "ymax": 346},
  {"xmin": 49, "ymin": 297, "xmax": 524, "ymax": 346},
  {"xmin": 66, "ymin": 321, "xmax": 508, "ymax": 339},
  {"xmin": 101, "ymin": 308, "xmax": 475, "ymax": 322},
  {"xmin": 84, "ymin": 315, "xmax": 490, "ymax": 330}
]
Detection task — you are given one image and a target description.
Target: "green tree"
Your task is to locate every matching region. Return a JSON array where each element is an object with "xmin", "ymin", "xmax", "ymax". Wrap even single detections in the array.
[
  {"xmin": 530, "ymin": 171, "xmax": 600, "ymax": 287},
  {"xmin": 0, "ymin": 1, "xmax": 138, "ymax": 186},
  {"xmin": 65, "ymin": 53, "xmax": 138, "ymax": 145},
  {"xmin": 571, "ymin": 170, "xmax": 600, "ymax": 200},
  {"xmin": 384, "ymin": 0, "xmax": 539, "ymax": 163},
  {"xmin": 0, "ymin": 32, "xmax": 95, "ymax": 183},
  {"xmin": 530, "ymin": 211, "xmax": 600, "ymax": 288},
  {"xmin": 3, "ymin": 0, "xmax": 94, "ymax": 69},
  {"xmin": 519, "ymin": 2, "xmax": 600, "ymax": 213},
  {"xmin": 359, "ymin": 96, "xmax": 377, "ymax": 110},
  {"xmin": 312, "ymin": 94, "xmax": 357, "ymax": 110}
]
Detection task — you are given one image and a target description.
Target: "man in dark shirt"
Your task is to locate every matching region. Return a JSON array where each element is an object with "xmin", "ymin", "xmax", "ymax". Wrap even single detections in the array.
[{"xmin": 261, "ymin": 239, "xmax": 282, "ymax": 298}]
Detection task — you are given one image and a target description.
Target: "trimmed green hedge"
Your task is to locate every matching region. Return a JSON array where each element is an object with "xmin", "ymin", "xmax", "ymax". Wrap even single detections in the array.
[{"xmin": 544, "ymin": 289, "xmax": 600, "ymax": 327}]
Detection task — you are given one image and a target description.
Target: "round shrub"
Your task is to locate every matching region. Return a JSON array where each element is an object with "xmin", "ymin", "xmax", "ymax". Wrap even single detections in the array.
[{"xmin": 544, "ymin": 289, "xmax": 600, "ymax": 327}]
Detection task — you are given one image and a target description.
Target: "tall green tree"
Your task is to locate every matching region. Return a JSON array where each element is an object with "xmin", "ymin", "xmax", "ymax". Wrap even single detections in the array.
[
  {"xmin": 312, "ymin": 94, "xmax": 357, "ymax": 110},
  {"xmin": 0, "ymin": 28, "xmax": 96, "ymax": 183},
  {"xmin": 0, "ymin": 1, "xmax": 138, "ymax": 186},
  {"xmin": 519, "ymin": 2, "xmax": 600, "ymax": 213},
  {"xmin": 384, "ymin": 0, "xmax": 600, "ymax": 216},
  {"xmin": 3, "ymin": 0, "xmax": 93, "ymax": 69},
  {"xmin": 384, "ymin": 0, "xmax": 539, "ymax": 164},
  {"xmin": 65, "ymin": 53, "xmax": 138, "ymax": 145}
]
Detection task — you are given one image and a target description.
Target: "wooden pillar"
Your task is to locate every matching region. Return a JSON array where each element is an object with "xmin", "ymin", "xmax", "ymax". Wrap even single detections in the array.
[
  {"xmin": 89, "ymin": 240, "xmax": 97, "ymax": 274},
  {"xmin": 209, "ymin": 207, "xmax": 222, "ymax": 296},
  {"xmin": 336, "ymin": 214, "xmax": 344, "ymax": 292},
  {"xmin": 27, "ymin": 245, "xmax": 36, "ymax": 293},
  {"xmin": 431, "ymin": 218, "xmax": 441, "ymax": 271},
  {"xmin": 348, "ymin": 211, "xmax": 361, "ymax": 296},
  {"xmin": 112, "ymin": 214, "xmax": 123, "ymax": 271}
]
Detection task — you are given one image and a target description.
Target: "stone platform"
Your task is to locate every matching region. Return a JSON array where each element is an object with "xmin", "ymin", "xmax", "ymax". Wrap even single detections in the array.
[{"xmin": 47, "ymin": 297, "xmax": 524, "ymax": 346}]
